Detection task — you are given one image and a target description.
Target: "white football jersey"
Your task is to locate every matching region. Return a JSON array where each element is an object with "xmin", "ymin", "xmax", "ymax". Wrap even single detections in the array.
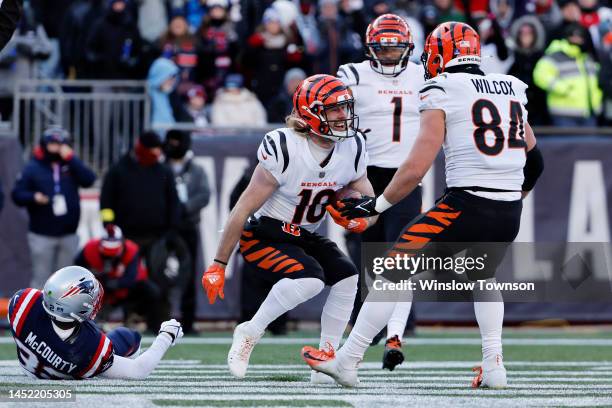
[
  {"xmin": 419, "ymin": 72, "xmax": 529, "ymax": 200},
  {"xmin": 337, "ymin": 61, "xmax": 425, "ymax": 169},
  {"xmin": 255, "ymin": 128, "xmax": 368, "ymax": 232}
]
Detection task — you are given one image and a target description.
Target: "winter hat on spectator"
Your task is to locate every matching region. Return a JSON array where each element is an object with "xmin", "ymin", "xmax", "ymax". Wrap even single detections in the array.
[
  {"xmin": 557, "ymin": 0, "xmax": 579, "ymax": 9},
  {"xmin": 284, "ymin": 68, "xmax": 307, "ymax": 89},
  {"xmin": 263, "ymin": 7, "xmax": 282, "ymax": 24},
  {"xmin": 100, "ymin": 224, "xmax": 125, "ymax": 258},
  {"xmin": 224, "ymin": 73, "xmax": 244, "ymax": 89},
  {"xmin": 187, "ymin": 85, "xmax": 207, "ymax": 101},
  {"xmin": 134, "ymin": 131, "xmax": 162, "ymax": 166},
  {"xmin": 40, "ymin": 125, "xmax": 69, "ymax": 147},
  {"xmin": 207, "ymin": 0, "xmax": 229, "ymax": 9},
  {"xmin": 164, "ymin": 129, "xmax": 192, "ymax": 159}
]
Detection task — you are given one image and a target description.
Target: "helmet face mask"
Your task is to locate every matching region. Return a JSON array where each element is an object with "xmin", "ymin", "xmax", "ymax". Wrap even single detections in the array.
[
  {"xmin": 365, "ymin": 14, "xmax": 414, "ymax": 77},
  {"xmin": 293, "ymin": 74, "xmax": 359, "ymax": 143},
  {"xmin": 312, "ymin": 100, "xmax": 359, "ymax": 142},
  {"xmin": 42, "ymin": 266, "xmax": 105, "ymax": 323}
]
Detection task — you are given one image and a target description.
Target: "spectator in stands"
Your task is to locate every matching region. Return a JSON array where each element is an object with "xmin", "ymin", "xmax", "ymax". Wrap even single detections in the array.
[
  {"xmin": 509, "ymin": 15, "xmax": 550, "ymax": 125},
  {"xmin": 176, "ymin": 84, "xmax": 209, "ymax": 126},
  {"xmin": 31, "ymin": 0, "xmax": 74, "ymax": 78},
  {"xmin": 147, "ymin": 57, "xmax": 179, "ymax": 128},
  {"xmin": 137, "ymin": 0, "xmax": 168, "ymax": 43},
  {"xmin": 74, "ymin": 224, "xmax": 163, "ymax": 331},
  {"xmin": 211, "ymin": 73, "xmax": 266, "ymax": 126},
  {"xmin": 599, "ymin": 24, "xmax": 612, "ymax": 125},
  {"xmin": 315, "ymin": 0, "xmax": 362, "ymax": 75},
  {"xmin": 171, "ymin": 0, "xmax": 207, "ymax": 32},
  {"xmin": 477, "ymin": 16, "xmax": 512, "ymax": 74},
  {"xmin": 85, "ymin": 0, "xmax": 144, "ymax": 79},
  {"xmin": 100, "ymin": 131, "xmax": 179, "ymax": 260},
  {"xmin": 12, "ymin": 126, "xmax": 96, "ymax": 289},
  {"xmin": 60, "ymin": 0, "xmax": 105, "ymax": 78},
  {"xmin": 533, "ymin": 23, "xmax": 602, "ymax": 127},
  {"xmin": 159, "ymin": 14, "xmax": 199, "ymax": 93},
  {"xmin": 420, "ymin": 0, "xmax": 465, "ymax": 35},
  {"xmin": 195, "ymin": 0, "xmax": 239, "ymax": 99},
  {"xmin": 244, "ymin": 7, "xmax": 301, "ymax": 109},
  {"xmin": 267, "ymin": 67, "xmax": 306, "ymax": 123},
  {"xmin": 163, "ymin": 129, "xmax": 210, "ymax": 333}
]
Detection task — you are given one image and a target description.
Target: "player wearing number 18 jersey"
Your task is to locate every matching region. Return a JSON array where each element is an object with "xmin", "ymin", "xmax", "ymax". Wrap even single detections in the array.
[
  {"xmin": 303, "ymin": 22, "xmax": 544, "ymax": 389},
  {"xmin": 202, "ymin": 74, "xmax": 377, "ymax": 382},
  {"xmin": 337, "ymin": 13, "xmax": 425, "ymax": 370}
]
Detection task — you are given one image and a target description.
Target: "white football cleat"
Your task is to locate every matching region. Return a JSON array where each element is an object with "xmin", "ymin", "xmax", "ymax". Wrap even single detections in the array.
[
  {"xmin": 472, "ymin": 354, "xmax": 507, "ymax": 389},
  {"xmin": 310, "ymin": 370, "xmax": 335, "ymax": 384},
  {"xmin": 302, "ymin": 344, "xmax": 359, "ymax": 387},
  {"xmin": 227, "ymin": 322, "xmax": 263, "ymax": 379}
]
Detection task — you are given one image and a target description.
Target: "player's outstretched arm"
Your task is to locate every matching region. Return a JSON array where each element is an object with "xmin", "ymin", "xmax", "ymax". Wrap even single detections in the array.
[
  {"xmin": 521, "ymin": 121, "xmax": 544, "ymax": 198},
  {"xmin": 99, "ymin": 319, "xmax": 183, "ymax": 380},
  {"xmin": 339, "ymin": 110, "xmax": 445, "ymax": 220},
  {"xmin": 202, "ymin": 164, "xmax": 278, "ymax": 303},
  {"xmin": 381, "ymin": 109, "xmax": 445, "ymax": 206}
]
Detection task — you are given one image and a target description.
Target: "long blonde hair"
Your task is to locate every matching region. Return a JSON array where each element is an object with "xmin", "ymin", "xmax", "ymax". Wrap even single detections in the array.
[{"xmin": 285, "ymin": 110, "xmax": 311, "ymax": 137}]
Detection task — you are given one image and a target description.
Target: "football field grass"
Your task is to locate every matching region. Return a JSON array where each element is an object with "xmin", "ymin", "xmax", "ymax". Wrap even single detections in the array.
[{"xmin": 0, "ymin": 327, "xmax": 611, "ymax": 407}]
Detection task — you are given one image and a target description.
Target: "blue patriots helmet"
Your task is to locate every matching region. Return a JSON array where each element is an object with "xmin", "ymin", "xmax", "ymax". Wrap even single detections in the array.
[{"xmin": 42, "ymin": 266, "xmax": 105, "ymax": 323}]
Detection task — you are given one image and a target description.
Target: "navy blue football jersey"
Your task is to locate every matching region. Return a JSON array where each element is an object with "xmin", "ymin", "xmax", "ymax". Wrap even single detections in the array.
[{"xmin": 7, "ymin": 288, "xmax": 114, "ymax": 379}]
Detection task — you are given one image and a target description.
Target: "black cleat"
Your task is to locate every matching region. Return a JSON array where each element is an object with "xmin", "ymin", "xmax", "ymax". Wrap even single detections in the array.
[{"xmin": 382, "ymin": 335, "xmax": 404, "ymax": 371}]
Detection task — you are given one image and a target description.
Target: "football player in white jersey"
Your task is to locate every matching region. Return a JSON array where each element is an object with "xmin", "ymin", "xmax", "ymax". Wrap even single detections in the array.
[
  {"xmin": 336, "ymin": 13, "xmax": 425, "ymax": 371},
  {"xmin": 303, "ymin": 22, "xmax": 544, "ymax": 388},
  {"xmin": 202, "ymin": 74, "xmax": 378, "ymax": 382}
]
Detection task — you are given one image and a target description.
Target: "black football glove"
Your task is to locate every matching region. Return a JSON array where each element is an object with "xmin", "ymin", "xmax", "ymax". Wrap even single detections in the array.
[{"xmin": 339, "ymin": 196, "xmax": 379, "ymax": 219}]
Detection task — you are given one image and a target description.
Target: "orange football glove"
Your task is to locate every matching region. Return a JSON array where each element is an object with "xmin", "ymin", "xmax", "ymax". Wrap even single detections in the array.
[
  {"xmin": 202, "ymin": 264, "xmax": 225, "ymax": 304},
  {"xmin": 326, "ymin": 204, "xmax": 368, "ymax": 233}
]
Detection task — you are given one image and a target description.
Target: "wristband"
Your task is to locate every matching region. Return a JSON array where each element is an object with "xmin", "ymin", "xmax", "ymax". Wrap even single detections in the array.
[
  {"xmin": 374, "ymin": 195, "xmax": 393, "ymax": 213},
  {"xmin": 214, "ymin": 258, "xmax": 228, "ymax": 266}
]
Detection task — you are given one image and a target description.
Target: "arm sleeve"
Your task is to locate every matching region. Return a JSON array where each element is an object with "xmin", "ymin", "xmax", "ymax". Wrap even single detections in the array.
[
  {"xmin": 418, "ymin": 79, "xmax": 450, "ymax": 114},
  {"xmin": 67, "ymin": 157, "xmax": 97, "ymax": 188},
  {"xmin": 257, "ymin": 132, "xmax": 286, "ymax": 184},
  {"xmin": 11, "ymin": 168, "xmax": 36, "ymax": 206},
  {"xmin": 98, "ymin": 333, "xmax": 173, "ymax": 380},
  {"xmin": 336, "ymin": 64, "xmax": 358, "ymax": 86},
  {"xmin": 0, "ymin": 0, "xmax": 22, "ymax": 53}
]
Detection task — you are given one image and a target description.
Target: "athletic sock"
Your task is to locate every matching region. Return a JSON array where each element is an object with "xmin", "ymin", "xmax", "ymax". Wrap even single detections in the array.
[
  {"xmin": 337, "ymin": 298, "xmax": 396, "ymax": 367},
  {"xmin": 246, "ymin": 278, "xmax": 324, "ymax": 336},
  {"xmin": 386, "ymin": 301, "xmax": 413, "ymax": 342},
  {"xmin": 319, "ymin": 275, "xmax": 358, "ymax": 350},
  {"xmin": 473, "ymin": 278, "xmax": 504, "ymax": 362}
]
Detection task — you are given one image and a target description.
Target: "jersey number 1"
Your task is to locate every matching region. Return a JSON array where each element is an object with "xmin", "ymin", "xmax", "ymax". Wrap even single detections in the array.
[
  {"xmin": 391, "ymin": 97, "xmax": 402, "ymax": 142},
  {"xmin": 472, "ymin": 99, "xmax": 526, "ymax": 155}
]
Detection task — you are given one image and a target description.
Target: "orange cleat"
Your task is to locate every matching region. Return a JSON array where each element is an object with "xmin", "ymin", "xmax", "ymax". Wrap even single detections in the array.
[{"xmin": 301, "ymin": 343, "xmax": 359, "ymax": 387}]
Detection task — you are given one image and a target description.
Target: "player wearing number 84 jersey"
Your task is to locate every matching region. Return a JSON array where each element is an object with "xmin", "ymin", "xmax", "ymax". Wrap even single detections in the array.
[
  {"xmin": 202, "ymin": 74, "xmax": 377, "ymax": 383},
  {"xmin": 303, "ymin": 21, "xmax": 544, "ymax": 389}
]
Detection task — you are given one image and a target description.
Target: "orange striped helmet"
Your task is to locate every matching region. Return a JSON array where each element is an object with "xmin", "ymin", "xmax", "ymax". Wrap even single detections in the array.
[
  {"xmin": 421, "ymin": 22, "xmax": 480, "ymax": 80},
  {"xmin": 292, "ymin": 74, "xmax": 358, "ymax": 142},
  {"xmin": 365, "ymin": 14, "xmax": 414, "ymax": 76}
]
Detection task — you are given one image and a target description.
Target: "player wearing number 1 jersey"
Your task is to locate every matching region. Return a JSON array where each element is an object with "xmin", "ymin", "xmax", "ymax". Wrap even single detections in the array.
[
  {"xmin": 201, "ymin": 74, "xmax": 377, "ymax": 382},
  {"xmin": 303, "ymin": 22, "xmax": 544, "ymax": 388},
  {"xmin": 337, "ymin": 14, "xmax": 425, "ymax": 370}
]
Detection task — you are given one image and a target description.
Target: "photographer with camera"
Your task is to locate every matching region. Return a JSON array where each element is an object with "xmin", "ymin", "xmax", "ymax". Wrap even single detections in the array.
[{"xmin": 12, "ymin": 126, "xmax": 96, "ymax": 289}]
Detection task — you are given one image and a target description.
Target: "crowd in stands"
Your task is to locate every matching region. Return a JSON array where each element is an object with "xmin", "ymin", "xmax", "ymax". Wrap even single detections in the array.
[{"xmin": 3, "ymin": 0, "xmax": 608, "ymax": 127}]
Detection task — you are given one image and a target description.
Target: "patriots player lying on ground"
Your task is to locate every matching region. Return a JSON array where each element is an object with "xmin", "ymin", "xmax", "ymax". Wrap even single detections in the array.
[{"xmin": 8, "ymin": 266, "xmax": 183, "ymax": 380}]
